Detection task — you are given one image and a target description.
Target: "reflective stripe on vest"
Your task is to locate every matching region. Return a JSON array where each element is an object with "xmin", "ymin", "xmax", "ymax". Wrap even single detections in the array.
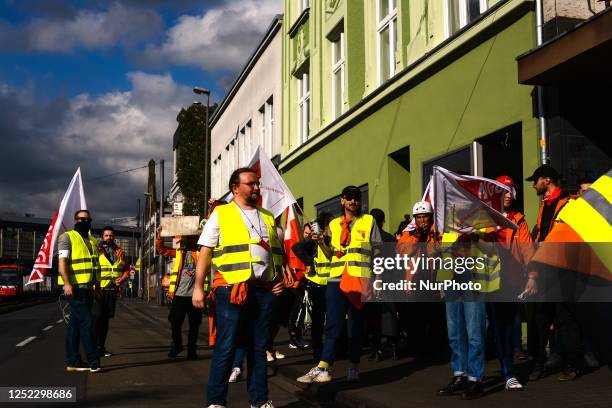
[
  {"xmin": 170, "ymin": 249, "xmax": 200, "ymax": 295},
  {"xmin": 329, "ymin": 214, "xmax": 374, "ymax": 278},
  {"xmin": 58, "ymin": 231, "xmax": 99, "ymax": 285},
  {"xmin": 213, "ymin": 201, "xmax": 283, "ymax": 284},
  {"xmin": 98, "ymin": 250, "xmax": 124, "ymax": 288},
  {"xmin": 556, "ymin": 171, "xmax": 612, "ymax": 272},
  {"xmin": 437, "ymin": 232, "xmax": 501, "ymax": 293},
  {"xmin": 309, "ymin": 245, "xmax": 330, "ymax": 285}
]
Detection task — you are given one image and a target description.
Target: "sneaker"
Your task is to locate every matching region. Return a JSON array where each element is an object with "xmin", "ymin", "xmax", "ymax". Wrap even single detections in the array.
[
  {"xmin": 168, "ymin": 345, "xmax": 184, "ymax": 358},
  {"xmin": 89, "ymin": 363, "xmax": 102, "ymax": 373},
  {"xmin": 297, "ymin": 366, "xmax": 332, "ymax": 384},
  {"xmin": 229, "ymin": 367, "xmax": 242, "ymax": 383},
  {"xmin": 250, "ymin": 401, "xmax": 274, "ymax": 408},
  {"xmin": 437, "ymin": 375, "xmax": 467, "ymax": 396},
  {"xmin": 558, "ymin": 367, "xmax": 578, "ymax": 381},
  {"xmin": 505, "ymin": 377, "xmax": 524, "ymax": 391},
  {"xmin": 266, "ymin": 351, "xmax": 275, "ymax": 362},
  {"xmin": 98, "ymin": 348, "xmax": 112, "ymax": 357},
  {"xmin": 461, "ymin": 381, "xmax": 484, "ymax": 400},
  {"xmin": 274, "ymin": 351, "xmax": 286, "ymax": 360},
  {"xmin": 66, "ymin": 363, "xmax": 90, "ymax": 372},
  {"xmin": 528, "ymin": 365, "xmax": 546, "ymax": 381},
  {"xmin": 347, "ymin": 367, "xmax": 360, "ymax": 383},
  {"xmin": 584, "ymin": 352, "xmax": 600, "ymax": 369},
  {"xmin": 288, "ymin": 338, "xmax": 299, "ymax": 349},
  {"xmin": 296, "ymin": 337, "xmax": 310, "ymax": 349}
]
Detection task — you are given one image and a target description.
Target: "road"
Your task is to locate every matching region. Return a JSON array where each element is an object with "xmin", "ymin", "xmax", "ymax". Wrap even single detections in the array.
[{"xmin": 0, "ymin": 298, "xmax": 316, "ymax": 408}]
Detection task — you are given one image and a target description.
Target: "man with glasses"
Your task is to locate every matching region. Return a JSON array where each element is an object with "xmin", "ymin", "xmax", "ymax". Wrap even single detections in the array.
[
  {"xmin": 193, "ymin": 167, "xmax": 285, "ymax": 408},
  {"xmin": 58, "ymin": 210, "xmax": 102, "ymax": 373},
  {"xmin": 297, "ymin": 185, "xmax": 382, "ymax": 384}
]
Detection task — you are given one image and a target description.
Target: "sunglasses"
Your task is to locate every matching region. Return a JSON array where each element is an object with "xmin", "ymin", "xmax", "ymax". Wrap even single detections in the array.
[
  {"xmin": 343, "ymin": 194, "xmax": 361, "ymax": 201},
  {"xmin": 76, "ymin": 217, "xmax": 92, "ymax": 222}
]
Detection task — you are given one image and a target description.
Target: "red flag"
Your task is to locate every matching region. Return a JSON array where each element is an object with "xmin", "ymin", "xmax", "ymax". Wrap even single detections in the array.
[
  {"xmin": 284, "ymin": 205, "xmax": 305, "ymax": 271},
  {"xmin": 28, "ymin": 168, "xmax": 87, "ymax": 284}
]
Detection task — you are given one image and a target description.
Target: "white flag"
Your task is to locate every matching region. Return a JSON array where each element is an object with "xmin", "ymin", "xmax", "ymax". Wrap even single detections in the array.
[
  {"xmin": 28, "ymin": 168, "xmax": 87, "ymax": 284},
  {"xmin": 247, "ymin": 146, "xmax": 296, "ymax": 218},
  {"xmin": 432, "ymin": 166, "xmax": 517, "ymax": 234}
]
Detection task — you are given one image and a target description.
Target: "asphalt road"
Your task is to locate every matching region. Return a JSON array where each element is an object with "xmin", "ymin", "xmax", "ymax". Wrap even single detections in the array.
[{"xmin": 0, "ymin": 298, "xmax": 317, "ymax": 408}]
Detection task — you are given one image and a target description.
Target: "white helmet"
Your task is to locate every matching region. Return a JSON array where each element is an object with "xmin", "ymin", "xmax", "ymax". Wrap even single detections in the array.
[{"xmin": 412, "ymin": 201, "xmax": 433, "ymax": 215}]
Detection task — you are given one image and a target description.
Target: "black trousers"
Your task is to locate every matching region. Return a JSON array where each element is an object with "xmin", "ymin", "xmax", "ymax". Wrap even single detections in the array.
[
  {"xmin": 305, "ymin": 280, "xmax": 326, "ymax": 361},
  {"xmin": 555, "ymin": 302, "xmax": 583, "ymax": 370},
  {"xmin": 168, "ymin": 295, "xmax": 202, "ymax": 349},
  {"xmin": 92, "ymin": 290, "xmax": 117, "ymax": 351},
  {"xmin": 288, "ymin": 286, "xmax": 306, "ymax": 337},
  {"xmin": 526, "ymin": 302, "xmax": 555, "ymax": 365}
]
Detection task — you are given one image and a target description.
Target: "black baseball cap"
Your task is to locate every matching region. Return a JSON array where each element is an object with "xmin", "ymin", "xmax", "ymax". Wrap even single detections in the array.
[
  {"xmin": 341, "ymin": 185, "xmax": 361, "ymax": 200},
  {"xmin": 525, "ymin": 165, "xmax": 561, "ymax": 182}
]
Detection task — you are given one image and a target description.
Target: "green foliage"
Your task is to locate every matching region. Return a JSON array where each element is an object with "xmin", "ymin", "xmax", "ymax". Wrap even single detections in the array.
[{"xmin": 175, "ymin": 103, "xmax": 211, "ymax": 217}]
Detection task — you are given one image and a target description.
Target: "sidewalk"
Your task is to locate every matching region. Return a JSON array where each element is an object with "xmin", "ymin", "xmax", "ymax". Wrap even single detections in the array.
[{"xmin": 125, "ymin": 298, "xmax": 612, "ymax": 408}]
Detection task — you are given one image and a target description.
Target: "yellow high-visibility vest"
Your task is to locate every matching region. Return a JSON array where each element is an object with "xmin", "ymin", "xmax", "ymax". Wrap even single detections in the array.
[
  {"xmin": 329, "ymin": 214, "xmax": 374, "ymax": 278},
  {"xmin": 555, "ymin": 171, "xmax": 612, "ymax": 271},
  {"xmin": 98, "ymin": 249, "xmax": 124, "ymax": 288},
  {"xmin": 212, "ymin": 201, "xmax": 283, "ymax": 284},
  {"xmin": 308, "ymin": 245, "xmax": 330, "ymax": 285},
  {"xmin": 437, "ymin": 232, "xmax": 501, "ymax": 293},
  {"xmin": 170, "ymin": 249, "xmax": 200, "ymax": 295},
  {"xmin": 58, "ymin": 230, "xmax": 100, "ymax": 285}
]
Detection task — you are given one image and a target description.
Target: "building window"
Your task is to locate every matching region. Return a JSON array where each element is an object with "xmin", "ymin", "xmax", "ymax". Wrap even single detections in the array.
[
  {"xmin": 297, "ymin": 70, "xmax": 310, "ymax": 144},
  {"xmin": 258, "ymin": 96, "xmax": 274, "ymax": 156},
  {"xmin": 266, "ymin": 97, "xmax": 274, "ymax": 155},
  {"xmin": 446, "ymin": 0, "xmax": 488, "ymax": 37},
  {"xmin": 331, "ymin": 28, "xmax": 345, "ymax": 119},
  {"xmin": 377, "ymin": 0, "xmax": 398, "ymax": 85}
]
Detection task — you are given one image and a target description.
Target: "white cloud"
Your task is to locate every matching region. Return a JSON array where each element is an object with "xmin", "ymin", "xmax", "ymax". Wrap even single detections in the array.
[
  {"xmin": 0, "ymin": 73, "xmax": 193, "ymax": 220},
  {"xmin": 141, "ymin": 0, "xmax": 282, "ymax": 71},
  {"xmin": 0, "ymin": 3, "xmax": 162, "ymax": 52}
]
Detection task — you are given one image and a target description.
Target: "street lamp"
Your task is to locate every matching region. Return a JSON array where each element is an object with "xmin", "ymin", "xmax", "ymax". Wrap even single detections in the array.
[
  {"xmin": 193, "ymin": 86, "xmax": 211, "ymax": 216},
  {"xmin": 143, "ymin": 192, "xmax": 152, "ymax": 303}
]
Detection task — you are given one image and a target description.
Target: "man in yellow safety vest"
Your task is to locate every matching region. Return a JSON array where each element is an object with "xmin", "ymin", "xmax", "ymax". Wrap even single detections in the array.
[
  {"xmin": 93, "ymin": 226, "xmax": 129, "ymax": 358},
  {"xmin": 57, "ymin": 209, "xmax": 102, "ymax": 373},
  {"xmin": 193, "ymin": 167, "xmax": 284, "ymax": 408}
]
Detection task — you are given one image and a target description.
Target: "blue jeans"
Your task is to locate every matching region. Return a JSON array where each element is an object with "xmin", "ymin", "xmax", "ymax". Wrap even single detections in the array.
[
  {"xmin": 233, "ymin": 347, "xmax": 245, "ymax": 369},
  {"xmin": 65, "ymin": 288, "xmax": 99, "ymax": 367},
  {"xmin": 445, "ymin": 301, "xmax": 486, "ymax": 381},
  {"xmin": 320, "ymin": 281, "xmax": 365, "ymax": 365},
  {"xmin": 488, "ymin": 302, "xmax": 518, "ymax": 380},
  {"xmin": 206, "ymin": 286, "xmax": 278, "ymax": 407}
]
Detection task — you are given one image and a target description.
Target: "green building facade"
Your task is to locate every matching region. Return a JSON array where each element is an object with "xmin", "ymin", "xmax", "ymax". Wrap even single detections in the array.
[{"xmin": 281, "ymin": 0, "xmax": 540, "ymax": 229}]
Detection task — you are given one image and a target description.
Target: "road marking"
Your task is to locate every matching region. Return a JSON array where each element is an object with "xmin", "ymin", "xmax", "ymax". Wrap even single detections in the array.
[
  {"xmin": 16, "ymin": 336, "xmax": 37, "ymax": 347},
  {"xmin": 56, "ymin": 319, "xmax": 63, "ymax": 324},
  {"xmin": 42, "ymin": 325, "xmax": 54, "ymax": 331}
]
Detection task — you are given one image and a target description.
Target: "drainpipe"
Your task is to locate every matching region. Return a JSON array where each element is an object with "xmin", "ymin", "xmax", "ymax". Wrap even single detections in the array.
[{"xmin": 536, "ymin": 0, "xmax": 548, "ymax": 164}]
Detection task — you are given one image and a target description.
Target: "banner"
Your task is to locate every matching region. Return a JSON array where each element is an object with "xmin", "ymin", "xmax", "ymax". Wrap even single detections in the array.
[
  {"xmin": 431, "ymin": 166, "xmax": 517, "ymax": 234},
  {"xmin": 284, "ymin": 204, "xmax": 305, "ymax": 270},
  {"xmin": 247, "ymin": 145, "xmax": 296, "ymax": 218},
  {"xmin": 28, "ymin": 168, "xmax": 87, "ymax": 284}
]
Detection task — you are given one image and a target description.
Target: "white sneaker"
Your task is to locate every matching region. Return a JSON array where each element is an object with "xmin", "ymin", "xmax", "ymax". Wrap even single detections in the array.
[
  {"xmin": 266, "ymin": 351, "xmax": 275, "ymax": 362},
  {"xmin": 297, "ymin": 366, "xmax": 332, "ymax": 384},
  {"xmin": 274, "ymin": 351, "xmax": 285, "ymax": 360},
  {"xmin": 347, "ymin": 367, "xmax": 360, "ymax": 383},
  {"xmin": 228, "ymin": 367, "xmax": 242, "ymax": 383},
  {"xmin": 250, "ymin": 401, "xmax": 274, "ymax": 408}
]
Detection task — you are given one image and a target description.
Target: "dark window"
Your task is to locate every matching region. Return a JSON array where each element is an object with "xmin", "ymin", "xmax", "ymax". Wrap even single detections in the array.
[{"xmin": 422, "ymin": 146, "xmax": 471, "ymax": 193}]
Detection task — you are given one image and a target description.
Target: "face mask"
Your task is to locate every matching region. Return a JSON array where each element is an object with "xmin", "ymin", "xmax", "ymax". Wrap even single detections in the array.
[{"xmin": 74, "ymin": 222, "xmax": 91, "ymax": 235}]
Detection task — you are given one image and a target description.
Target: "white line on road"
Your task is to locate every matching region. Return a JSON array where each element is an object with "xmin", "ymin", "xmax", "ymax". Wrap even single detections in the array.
[
  {"xmin": 16, "ymin": 336, "xmax": 37, "ymax": 347},
  {"xmin": 42, "ymin": 325, "xmax": 54, "ymax": 331},
  {"xmin": 56, "ymin": 319, "xmax": 63, "ymax": 324}
]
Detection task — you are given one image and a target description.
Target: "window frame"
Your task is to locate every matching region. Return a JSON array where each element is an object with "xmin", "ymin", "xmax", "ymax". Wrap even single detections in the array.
[
  {"xmin": 376, "ymin": 0, "xmax": 398, "ymax": 86},
  {"xmin": 444, "ymin": 0, "xmax": 489, "ymax": 38},
  {"xmin": 297, "ymin": 71, "xmax": 310, "ymax": 145},
  {"xmin": 331, "ymin": 29, "xmax": 345, "ymax": 120}
]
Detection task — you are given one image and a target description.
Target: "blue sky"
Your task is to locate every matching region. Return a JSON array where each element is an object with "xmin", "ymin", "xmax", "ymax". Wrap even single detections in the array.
[{"xmin": 0, "ymin": 0, "xmax": 282, "ymax": 221}]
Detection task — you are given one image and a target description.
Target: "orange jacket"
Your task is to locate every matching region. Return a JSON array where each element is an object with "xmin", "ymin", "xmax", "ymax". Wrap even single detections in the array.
[
  {"xmin": 534, "ymin": 195, "xmax": 572, "ymax": 242},
  {"xmin": 396, "ymin": 225, "xmax": 441, "ymax": 285},
  {"xmin": 498, "ymin": 212, "xmax": 537, "ymax": 287}
]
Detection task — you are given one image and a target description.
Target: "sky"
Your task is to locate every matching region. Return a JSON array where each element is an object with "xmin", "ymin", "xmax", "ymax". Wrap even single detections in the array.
[{"xmin": 0, "ymin": 0, "xmax": 282, "ymax": 223}]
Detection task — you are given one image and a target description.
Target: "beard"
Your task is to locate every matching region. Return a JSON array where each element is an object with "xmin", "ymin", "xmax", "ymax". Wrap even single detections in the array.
[{"xmin": 245, "ymin": 192, "xmax": 260, "ymax": 206}]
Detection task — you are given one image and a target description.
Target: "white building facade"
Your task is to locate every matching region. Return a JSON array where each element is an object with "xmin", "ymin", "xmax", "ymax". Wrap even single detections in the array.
[{"xmin": 210, "ymin": 16, "xmax": 283, "ymax": 199}]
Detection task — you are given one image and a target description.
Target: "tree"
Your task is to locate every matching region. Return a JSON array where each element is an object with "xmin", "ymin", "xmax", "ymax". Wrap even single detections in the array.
[{"xmin": 175, "ymin": 103, "xmax": 215, "ymax": 217}]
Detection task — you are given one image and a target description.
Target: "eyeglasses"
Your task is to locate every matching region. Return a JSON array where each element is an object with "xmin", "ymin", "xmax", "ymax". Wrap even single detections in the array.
[
  {"xmin": 76, "ymin": 217, "xmax": 92, "ymax": 222},
  {"xmin": 240, "ymin": 182, "xmax": 260, "ymax": 188}
]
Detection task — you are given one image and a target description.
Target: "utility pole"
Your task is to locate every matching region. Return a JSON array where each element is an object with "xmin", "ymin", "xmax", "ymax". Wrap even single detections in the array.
[{"xmin": 158, "ymin": 159, "xmax": 165, "ymax": 305}]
